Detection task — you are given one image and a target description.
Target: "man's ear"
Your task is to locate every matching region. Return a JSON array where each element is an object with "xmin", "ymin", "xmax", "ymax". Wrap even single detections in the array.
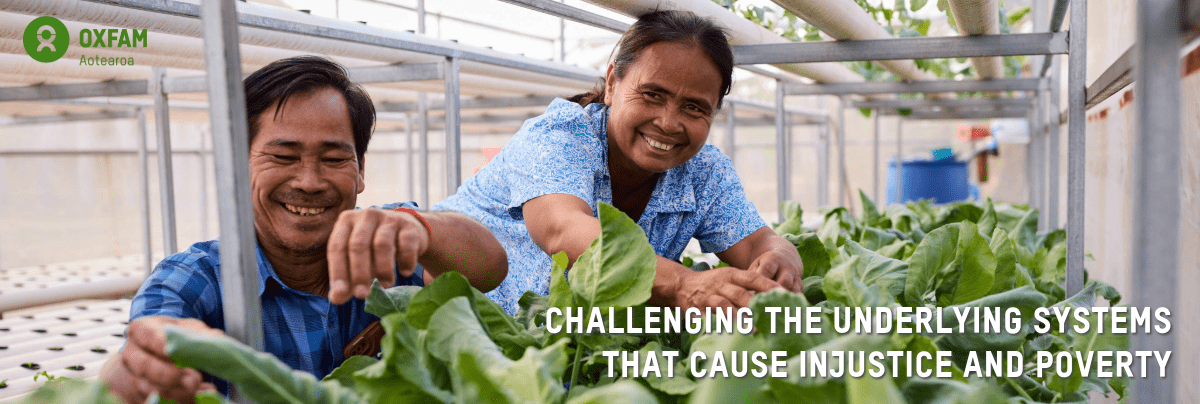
[
  {"xmin": 355, "ymin": 157, "xmax": 366, "ymax": 194},
  {"xmin": 603, "ymin": 63, "xmax": 617, "ymax": 106}
]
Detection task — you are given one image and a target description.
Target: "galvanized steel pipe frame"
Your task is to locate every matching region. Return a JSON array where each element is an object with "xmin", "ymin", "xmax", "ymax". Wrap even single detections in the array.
[
  {"xmin": 775, "ymin": 80, "xmax": 789, "ymax": 222},
  {"xmin": 151, "ymin": 67, "xmax": 178, "ymax": 256},
  {"xmin": 1064, "ymin": 0, "xmax": 1084, "ymax": 298},
  {"xmin": 787, "ymin": 78, "xmax": 1048, "ymax": 96},
  {"xmin": 1132, "ymin": 0, "xmax": 1182, "ymax": 403},
  {"xmin": 733, "ymin": 32, "xmax": 1068, "ymax": 65},
  {"xmin": 137, "ymin": 108, "xmax": 152, "ymax": 279},
  {"xmin": 79, "ymin": 0, "xmax": 600, "ymax": 83},
  {"xmin": 202, "ymin": 0, "xmax": 265, "ymax": 376},
  {"xmin": 444, "ymin": 57, "xmax": 463, "ymax": 198}
]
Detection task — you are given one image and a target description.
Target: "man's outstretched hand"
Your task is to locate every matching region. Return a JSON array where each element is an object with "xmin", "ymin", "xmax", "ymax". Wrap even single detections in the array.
[{"xmin": 326, "ymin": 208, "xmax": 430, "ymax": 304}]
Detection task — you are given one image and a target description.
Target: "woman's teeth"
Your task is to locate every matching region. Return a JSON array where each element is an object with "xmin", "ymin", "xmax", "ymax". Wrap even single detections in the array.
[
  {"xmin": 645, "ymin": 136, "xmax": 674, "ymax": 151},
  {"xmin": 285, "ymin": 204, "xmax": 326, "ymax": 216}
]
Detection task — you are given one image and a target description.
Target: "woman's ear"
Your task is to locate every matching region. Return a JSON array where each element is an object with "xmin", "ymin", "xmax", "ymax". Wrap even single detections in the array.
[{"xmin": 603, "ymin": 63, "xmax": 617, "ymax": 106}]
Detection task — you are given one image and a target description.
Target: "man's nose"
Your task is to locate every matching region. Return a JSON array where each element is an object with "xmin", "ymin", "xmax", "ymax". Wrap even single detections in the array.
[{"xmin": 290, "ymin": 161, "xmax": 329, "ymax": 192}]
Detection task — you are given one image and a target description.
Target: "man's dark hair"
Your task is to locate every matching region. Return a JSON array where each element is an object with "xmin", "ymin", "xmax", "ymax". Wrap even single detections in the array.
[
  {"xmin": 244, "ymin": 56, "xmax": 375, "ymax": 167},
  {"xmin": 569, "ymin": 10, "xmax": 733, "ymax": 110}
]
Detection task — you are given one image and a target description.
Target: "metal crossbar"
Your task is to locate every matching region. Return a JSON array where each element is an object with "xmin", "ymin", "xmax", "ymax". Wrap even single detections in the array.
[{"xmin": 734, "ymin": 32, "xmax": 1068, "ymax": 65}]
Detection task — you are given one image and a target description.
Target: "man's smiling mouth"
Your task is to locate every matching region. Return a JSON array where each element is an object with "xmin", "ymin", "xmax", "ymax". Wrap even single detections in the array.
[{"xmin": 283, "ymin": 203, "xmax": 327, "ymax": 216}]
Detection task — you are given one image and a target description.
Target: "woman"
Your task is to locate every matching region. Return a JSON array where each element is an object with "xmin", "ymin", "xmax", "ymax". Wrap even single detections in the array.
[{"xmin": 434, "ymin": 10, "xmax": 803, "ymax": 314}]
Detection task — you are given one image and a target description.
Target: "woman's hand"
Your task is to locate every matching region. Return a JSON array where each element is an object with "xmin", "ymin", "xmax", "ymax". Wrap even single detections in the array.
[
  {"xmin": 746, "ymin": 248, "xmax": 803, "ymax": 293},
  {"xmin": 672, "ymin": 266, "xmax": 782, "ymax": 309},
  {"xmin": 717, "ymin": 228, "xmax": 804, "ymax": 294}
]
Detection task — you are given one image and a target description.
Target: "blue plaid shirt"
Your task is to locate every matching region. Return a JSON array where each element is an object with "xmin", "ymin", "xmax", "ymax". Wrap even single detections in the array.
[{"xmin": 129, "ymin": 203, "xmax": 424, "ymax": 382}]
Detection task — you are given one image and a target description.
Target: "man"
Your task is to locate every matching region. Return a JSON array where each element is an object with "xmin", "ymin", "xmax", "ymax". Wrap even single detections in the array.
[{"xmin": 99, "ymin": 56, "xmax": 508, "ymax": 404}]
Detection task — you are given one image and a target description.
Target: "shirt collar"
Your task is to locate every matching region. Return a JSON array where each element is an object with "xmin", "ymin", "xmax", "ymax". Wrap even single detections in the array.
[{"xmin": 594, "ymin": 105, "xmax": 698, "ymax": 215}]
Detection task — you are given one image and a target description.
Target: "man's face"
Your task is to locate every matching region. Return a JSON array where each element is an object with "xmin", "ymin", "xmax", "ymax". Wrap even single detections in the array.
[{"xmin": 249, "ymin": 87, "xmax": 364, "ymax": 254}]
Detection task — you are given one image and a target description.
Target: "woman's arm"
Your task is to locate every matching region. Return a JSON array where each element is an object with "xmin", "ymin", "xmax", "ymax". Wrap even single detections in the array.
[
  {"xmin": 715, "ymin": 228, "xmax": 804, "ymax": 293},
  {"xmin": 524, "ymin": 194, "xmax": 780, "ymax": 309}
]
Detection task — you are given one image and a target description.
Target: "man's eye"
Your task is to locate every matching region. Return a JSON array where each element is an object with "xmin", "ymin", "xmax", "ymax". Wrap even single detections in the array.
[
  {"xmin": 643, "ymin": 91, "xmax": 661, "ymax": 99},
  {"xmin": 272, "ymin": 154, "xmax": 299, "ymax": 161},
  {"xmin": 324, "ymin": 158, "xmax": 351, "ymax": 163}
]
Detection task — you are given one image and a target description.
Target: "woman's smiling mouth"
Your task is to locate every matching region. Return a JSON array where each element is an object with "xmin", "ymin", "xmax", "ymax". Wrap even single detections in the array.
[{"xmin": 641, "ymin": 132, "xmax": 675, "ymax": 151}]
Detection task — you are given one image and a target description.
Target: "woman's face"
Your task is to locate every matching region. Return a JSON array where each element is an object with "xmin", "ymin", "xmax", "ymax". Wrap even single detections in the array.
[{"xmin": 604, "ymin": 41, "xmax": 722, "ymax": 176}]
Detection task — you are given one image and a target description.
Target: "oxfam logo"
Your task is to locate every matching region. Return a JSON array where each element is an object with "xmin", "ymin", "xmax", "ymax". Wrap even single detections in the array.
[{"xmin": 23, "ymin": 16, "xmax": 69, "ymax": 63}]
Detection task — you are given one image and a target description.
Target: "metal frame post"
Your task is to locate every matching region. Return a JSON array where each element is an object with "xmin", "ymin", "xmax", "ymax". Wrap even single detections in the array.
[
  {"xmin": 199, "ymin": 126, "xmax": 210, "ymax": 241},
  {"xmin": 1047, "ymin": 56, "xmax": 1061, "ymax": 229},
  {"xmin": 786, "ymin": 112, "xmax": 794, "ymax": 196},
  {"xmin": 1032, "ymin": 90, "xmax": 1045, "ymax": 229},
  {"xmin": 873, "ymin": 111, "xmax": 880, "ymax": 203},
  {"xmin": 775, "ymin": 79, "xmax": 788, "ymax": 221},
  {"xmin": 201, "ymin": 0, "xmax": 265, "ymax": 365},
  {"xmin": 725, "ymin": 102, "xmax": 736, "ymax": 167},
  {"xmin": 418, "ymin": 94, "xmax": 429, "ymax": 209},
  {"xmin": 836, "ymin": 96, "xmax": 847, "ymax": 206},
  {"xmin": 443, "ymin": 57, "xmax": 462, "ymax": 198},
  {"xmin": 1132, "ymin": 0, "xmax": 1181, "ymax": 402},
  {"xmin": 406, "ymin": 113, "xmax": 415, "ymax": 200},
  {"xmin": 1065, "ymin": 0, "xmax": 1086, "ymax": 296},
  {"xmin": 417, "ymin": 0, "xmax": 426, "ymax": 34},
  {"xmin": 151, "ymin": 68, "xmax": 178, "ymax": 256},
  {"xmin": 896, "ymin": 118, "xmax": 904, "ymax": 203},
  {"xmin": 817, "ymin": 98, "xmax": 829, "ymax": 207},
  {"xmin": 558, "ymin": 0, "xmax": 566, "ymax": 63},
  {"xmin": 137, "ymin": 108, "xmax": 153, "ymax": 277}
]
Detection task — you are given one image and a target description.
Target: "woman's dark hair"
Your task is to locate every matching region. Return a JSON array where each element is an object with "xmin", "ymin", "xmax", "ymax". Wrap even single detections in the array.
[
  {"xmin": 244, "ymin": 55, "xmax": 376, "ymax": 168},
  {"xmin": 569, "ymin": 10, "xmax": 733, "ymax": 110}
]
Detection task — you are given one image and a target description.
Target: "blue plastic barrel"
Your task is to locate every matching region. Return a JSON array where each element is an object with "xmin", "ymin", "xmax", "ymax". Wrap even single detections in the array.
[{"xmin": 886, "ymin": 157, "xmax": 970, "ymax": 204}]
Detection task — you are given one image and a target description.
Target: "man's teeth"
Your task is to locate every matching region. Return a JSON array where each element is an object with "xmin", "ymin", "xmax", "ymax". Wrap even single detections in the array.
[
  {"xmin": 285, "ymin": 204, "xmax": 326, "ymax": 216},
  {"xmin": 645, "ymin": 137, "xmax": 674, "ymax": 151}
]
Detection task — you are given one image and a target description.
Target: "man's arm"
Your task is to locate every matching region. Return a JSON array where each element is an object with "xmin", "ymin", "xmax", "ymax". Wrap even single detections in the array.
[
  {"xmin": 523, "ymin": 194, "xmax": 781, "ymax": 309},
  {"xmin": 326, "ymin": 208, "xmax": 508, "ymax": 304}
]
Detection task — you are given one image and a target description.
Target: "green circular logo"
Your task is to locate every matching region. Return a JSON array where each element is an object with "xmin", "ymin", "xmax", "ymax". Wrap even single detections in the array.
[{"xmin": 23, "ymin": 16, "xmax": 69, "ymax": 63}]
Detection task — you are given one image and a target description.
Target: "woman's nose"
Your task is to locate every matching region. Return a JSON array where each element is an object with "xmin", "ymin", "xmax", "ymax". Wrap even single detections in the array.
[{"xmin": 654, "ymin": 107, "xmax": 685, "ymax": 134}]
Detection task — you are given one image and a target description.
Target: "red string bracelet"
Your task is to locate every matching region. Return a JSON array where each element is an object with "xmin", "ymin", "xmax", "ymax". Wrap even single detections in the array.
[{"xmin": 393, "ymin": 207, "xmax": 433, "ymax": 239}]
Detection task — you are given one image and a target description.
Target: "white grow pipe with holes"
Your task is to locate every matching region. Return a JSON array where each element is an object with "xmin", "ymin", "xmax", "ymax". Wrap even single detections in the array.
[
  {"xmin": 0, "ymin": 0, "xmax": 597, "ymax": 91},
  {"xmin": 771, "ymin": 0, "xmax": 939, "ymax": 82},
  {"xmin": 945, "ymin": 0, "xmax": 1002, "ymax": 79},
  {"xmin": 0, "ymin": 275, "xmax": 145, "ymax": 311},
  {"xmin": 580, "ymin": 0, "xmax": 862, "ymax": 83}
]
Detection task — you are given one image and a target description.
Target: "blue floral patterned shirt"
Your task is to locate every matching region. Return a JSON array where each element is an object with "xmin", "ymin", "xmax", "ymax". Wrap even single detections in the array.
[
  {"xmin": 129, "ymin": 202, "xmax": 424, "ymax": 383},
  {"xmin": 434, "ymin": 99, "xmax": 766, "ymax": 314}
]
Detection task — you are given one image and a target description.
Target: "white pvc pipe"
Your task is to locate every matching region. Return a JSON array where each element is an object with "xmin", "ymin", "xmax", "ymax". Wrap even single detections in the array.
[
  {"xmin": 771, "ymin": 0, "xmax": 938, "ymax": 82},
  {"xmin": 946, "ymin": 0, "xmax": 1003, "ymax": 79},
  {"xmin": 0, "ymin": 275, "xmax": 145, "ymax": 312},
  {"xmin": 581, "ymin": 0, "xmax": 862, "ymax": 83}
]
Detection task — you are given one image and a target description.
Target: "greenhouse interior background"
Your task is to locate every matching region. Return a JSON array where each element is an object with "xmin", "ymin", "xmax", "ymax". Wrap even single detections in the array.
[{"xmin": 0, "ymin": 0, "xmax": 1195, "ymax": 402}]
